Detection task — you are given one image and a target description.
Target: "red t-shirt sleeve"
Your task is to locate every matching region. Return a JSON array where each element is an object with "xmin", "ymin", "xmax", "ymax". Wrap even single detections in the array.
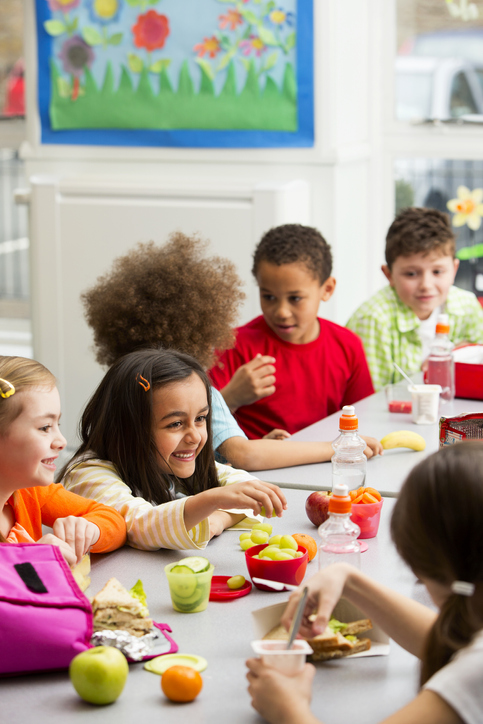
[
  {"xmin": 38, "ymin": 484, "xmax": 127, "ymax": 553},
  {"xmin": 209, "ymin": 346, "xmax": 246, "ymax": 390}
]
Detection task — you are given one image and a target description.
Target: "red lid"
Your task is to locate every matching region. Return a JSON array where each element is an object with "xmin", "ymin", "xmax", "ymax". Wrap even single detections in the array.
[{"xmin": 339, "ymin": 405, "xmax": 358, "ymax": 431}]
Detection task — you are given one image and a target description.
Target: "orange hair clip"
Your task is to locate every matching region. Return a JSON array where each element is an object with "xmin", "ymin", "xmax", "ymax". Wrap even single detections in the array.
[{"xmin": 135, "ymin": 373, "xmax": 151, "ymax": 392}]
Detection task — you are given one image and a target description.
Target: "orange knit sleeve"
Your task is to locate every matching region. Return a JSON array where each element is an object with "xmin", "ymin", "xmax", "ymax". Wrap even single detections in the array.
[{"xmin": 36, "ymin": 484, "xmax": 126, "ymax": 553}]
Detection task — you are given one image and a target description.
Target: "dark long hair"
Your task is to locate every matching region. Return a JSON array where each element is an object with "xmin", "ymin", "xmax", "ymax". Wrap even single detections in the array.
[
  {"xmin": 59, "ymin": 349, "xmax": 219, "ymax": 504},
  {"xmin": 391, "ymin": 442, "xmax": 483, "ymax": 685}
]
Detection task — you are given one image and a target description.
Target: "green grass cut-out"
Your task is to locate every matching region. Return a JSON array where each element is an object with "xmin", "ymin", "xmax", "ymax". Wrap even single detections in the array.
[{"xmin": 49, "ymin": 60, "xmax": 297, "ymax": 131}]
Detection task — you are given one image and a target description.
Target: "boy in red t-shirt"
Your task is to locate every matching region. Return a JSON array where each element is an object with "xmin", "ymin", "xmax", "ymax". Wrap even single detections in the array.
[{"xmin": 209, "ymin": 224, "xmax": 375, "ymax": 439}]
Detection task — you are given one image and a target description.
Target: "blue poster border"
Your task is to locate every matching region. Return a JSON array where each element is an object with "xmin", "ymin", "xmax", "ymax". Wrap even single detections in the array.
[{"xmin": 36, "ymin": 0, "xmax": 313, "ymax": 148}]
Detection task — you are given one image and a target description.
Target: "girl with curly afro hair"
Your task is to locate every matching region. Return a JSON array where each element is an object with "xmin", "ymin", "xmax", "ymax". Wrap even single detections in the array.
[
  {"xmin": 82, "ymin": 232, "xmax": 244, "ymax": 370},
  {"xmin": 80, "ymin": 232, "xmax": 380, "ymax": 472}
]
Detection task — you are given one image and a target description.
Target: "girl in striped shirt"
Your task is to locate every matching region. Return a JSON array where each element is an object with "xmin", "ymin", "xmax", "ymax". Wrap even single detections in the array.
[{"xmin": 61, "ymin": 348, "xmax": 286, "ymax": 551}]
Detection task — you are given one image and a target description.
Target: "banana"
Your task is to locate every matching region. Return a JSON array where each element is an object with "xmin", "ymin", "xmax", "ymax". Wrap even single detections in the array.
[{"xmin": 380, "ymin": 430, "xmax": 426, "ymax": 452}]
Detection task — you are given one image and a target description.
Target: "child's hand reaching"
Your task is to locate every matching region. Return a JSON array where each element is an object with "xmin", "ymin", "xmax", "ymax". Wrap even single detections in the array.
[
  {"xmin": 221, "ymin": 354, "xmax": 276, "ymax": 411},
  {"xmin": 361, "ymin": 435, "xmax": 383, "ymax": 459},
  {"xmin": 51, "ymin": 516, "xmax": 100, "ymax": 564},
  {"xmin": 37, "ymin": 533, "xmax": 78, "ymax": 568},
  {"xmin": 213, "ymin": 479, "xmax": 287, "ymax": 518}
]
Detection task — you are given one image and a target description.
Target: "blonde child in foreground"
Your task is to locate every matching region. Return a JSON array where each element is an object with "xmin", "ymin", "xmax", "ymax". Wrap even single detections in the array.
[
  {"xmin": 61, "ymin": 348, "xmax": 287, "ymax": 551},
  {"xmin": 0, "ymin": 357, "xmax": 126, "ymax": 566},
  {"xmin": 247, "ymin": 442, "xmax": 483, "ymax": 724}
]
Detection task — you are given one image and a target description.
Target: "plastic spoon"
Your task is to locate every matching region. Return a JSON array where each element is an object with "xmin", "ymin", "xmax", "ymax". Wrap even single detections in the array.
[
  {"xmin": 286, "ymin": 587, "xmax": 309, "ymax": 650},
  {"xmin": 393, "ymin": 362, "xmax": 415, "ymax": 387}
]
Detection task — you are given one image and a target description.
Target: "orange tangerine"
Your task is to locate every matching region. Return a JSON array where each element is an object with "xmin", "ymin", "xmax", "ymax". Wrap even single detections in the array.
[
  {"xmin": 161, "ymin": 665, "xmax": 203, "ymax": 703},
  {"xmin": 292, "ymin": 534, "xmax": 317, "ymax": 561}
]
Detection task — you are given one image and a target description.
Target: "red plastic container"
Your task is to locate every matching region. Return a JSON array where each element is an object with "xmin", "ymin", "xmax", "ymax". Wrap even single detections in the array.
[
  {"xmin": 350, "ymin": 499, "xmax": 383, "ymax": 539},
  {"xmin": 245, "ymin": 544, "xmax": 308, "ymax": 592}
]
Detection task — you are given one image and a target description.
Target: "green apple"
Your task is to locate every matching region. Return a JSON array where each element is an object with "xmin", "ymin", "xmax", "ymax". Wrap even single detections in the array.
[
  {"xmin": 279, "ymin": 535, "xmax": 298, "ymax": 551},
  {"xmin": 239, "ymin": 532, "xmax": 252, "ymax": 542},
  {"xmin": 69, "ymin": 646, "xmax": 129, "ymax": 705},
  {"xmin": 252, "ymin": 522, "xmax": 273, "ymax": 535},
  {"xmin": 250, "ymin": 529, "xmax": 270, "ymax": 545},
  {"xmin": 268, "ymin": 535, "xmax": 282, "ymax": 546}
]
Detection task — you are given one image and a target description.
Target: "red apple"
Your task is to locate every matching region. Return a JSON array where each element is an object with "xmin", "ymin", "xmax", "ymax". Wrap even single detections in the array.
[{"xmin": 305, "ymin": 491, "xmax": 331, "ymax": 527}]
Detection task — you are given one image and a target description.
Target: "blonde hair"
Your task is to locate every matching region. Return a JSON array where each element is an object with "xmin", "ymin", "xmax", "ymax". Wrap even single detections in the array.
[{"xmin": 0, "ymin": 356, "xmax": 56, "ymax": 432}]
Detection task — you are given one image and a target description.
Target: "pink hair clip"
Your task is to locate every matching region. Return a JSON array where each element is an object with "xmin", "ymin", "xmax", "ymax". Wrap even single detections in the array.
[{"xmin": 136, "ymin": 373, "xmax": 151, "ymax": 392}]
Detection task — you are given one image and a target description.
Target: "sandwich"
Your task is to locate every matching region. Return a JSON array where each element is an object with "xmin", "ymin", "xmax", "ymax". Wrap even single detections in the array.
[
  {"xmin": 91, "ymin": 577, "xmax": 153, "ymax": 637},
  {"xmin": 263, "ymin": 616, "xmax": 372, "ymax": 662}
]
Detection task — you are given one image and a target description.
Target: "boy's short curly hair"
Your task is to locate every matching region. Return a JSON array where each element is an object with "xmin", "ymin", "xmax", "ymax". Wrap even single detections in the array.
[
  {"xmin": 251, "ymin": 224, "xmax": 332, "ymax": 285},
  {"xmin": 82, "ymin": 232, "xmax": 245, "ymax": 369},
  {"xmin": 385, "ymin": 208, "xmax": 456, "ymax": 269}
]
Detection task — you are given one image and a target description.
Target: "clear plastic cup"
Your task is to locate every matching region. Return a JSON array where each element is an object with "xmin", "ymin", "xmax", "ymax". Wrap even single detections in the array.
[
  {"xmin": 385, "ymin": 383, "xmax": 412, "ymax": 413},
  {"xmin": 251, "ymin": 640, "xmax": 313, "ymax": 675},
  {"xmin": 165, "ymin": 562, "xmax": 214, "ymax": 613},
  {"xmin": 350, "ymin": 498, "xmax": 383, "ymax": 539},
  {"xmin": 410, "ymin": 384, "xmax": 442, "ymax": 425}
]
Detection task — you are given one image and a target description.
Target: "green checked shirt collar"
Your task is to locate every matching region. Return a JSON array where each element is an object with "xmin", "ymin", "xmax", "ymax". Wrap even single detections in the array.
[{"xmin": 346, "ymin": 285, "xmax": 483, "ymax": 391}]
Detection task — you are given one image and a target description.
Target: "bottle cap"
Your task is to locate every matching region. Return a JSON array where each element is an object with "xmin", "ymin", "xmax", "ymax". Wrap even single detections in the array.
[
  {"xmin": 329, "ymin": 482, "xmax": 352, "ymax": 514},
  {"xmin": 339, "ymin": 405, "xmax": 358, "ymax": 431},
  {"xmin": 436, "ymin": 313, "xmax": 450, "ymax": 335}
]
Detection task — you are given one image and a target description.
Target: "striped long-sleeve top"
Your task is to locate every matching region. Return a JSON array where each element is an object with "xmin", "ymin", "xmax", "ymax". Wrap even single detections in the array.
[{"xmin": 62, "ymin": 458, "xmax": 259, "ymax": 551}]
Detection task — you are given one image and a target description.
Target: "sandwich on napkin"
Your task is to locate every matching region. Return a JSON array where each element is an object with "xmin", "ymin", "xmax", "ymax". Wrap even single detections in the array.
[
  {"xmin": 263, "ymin": 616, "xmax": 372, "ymax": 661},
  {"xmin": 91, "ymin": 577, "xmax": 153, "ymax": 637}
]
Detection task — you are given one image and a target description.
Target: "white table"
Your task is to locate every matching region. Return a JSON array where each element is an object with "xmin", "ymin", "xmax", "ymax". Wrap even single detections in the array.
[
  {"xmin": 1, "ymin": 489, "xmax": 426, "ymax": 724},
  {"xmin": 252, "ymin": 391, "xmax": 483, "ymax": 496}
]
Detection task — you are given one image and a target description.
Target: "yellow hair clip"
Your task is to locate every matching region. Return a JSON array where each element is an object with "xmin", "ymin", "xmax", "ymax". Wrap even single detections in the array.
[
  {"xmin": 0, "ymin": 378, "xmax": 15, "ymax": 399},
  {"xmin": 135, "ymin": 373, "xmax": 151, "ymax": 392}
]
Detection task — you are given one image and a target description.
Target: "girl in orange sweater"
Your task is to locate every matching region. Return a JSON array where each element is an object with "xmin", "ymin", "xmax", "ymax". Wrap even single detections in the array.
[{"xmin": 0, "ymin": 356, "xmax": 126, "ymax": 566}]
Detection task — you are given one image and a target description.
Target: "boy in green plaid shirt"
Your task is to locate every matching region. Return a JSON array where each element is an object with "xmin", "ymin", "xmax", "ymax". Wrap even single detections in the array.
[{"xmin": 347, "ymin": 208, "xmax": 483, "ymax": 390}]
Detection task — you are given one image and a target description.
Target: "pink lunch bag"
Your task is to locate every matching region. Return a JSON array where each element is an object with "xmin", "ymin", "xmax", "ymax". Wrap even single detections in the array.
[{"xmin": 0, "ymin": 542, "xmax": 93, "ymax": 675}]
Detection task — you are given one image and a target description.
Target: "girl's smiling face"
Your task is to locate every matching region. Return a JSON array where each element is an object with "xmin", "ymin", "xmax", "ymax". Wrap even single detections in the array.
[
  {"xmin": 152, "ymin": 373, "xmax": 209, "ymax": 478},
  {"xmin": 0, "ymin": 386, "xmax": 66, "ymax": 498}
]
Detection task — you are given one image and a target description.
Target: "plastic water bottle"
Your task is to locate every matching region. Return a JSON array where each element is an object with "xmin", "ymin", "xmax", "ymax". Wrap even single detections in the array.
[
  {"xmin": 318, "ymin": 482, "xmax": 361, "ymax": 569},
  {"xmin": 331, "ymin": 406, "xmax": 366, "ymax": 492},
  {"xmin": 426, "ymin": 313, "xmax": 454, "ymax": 402}
]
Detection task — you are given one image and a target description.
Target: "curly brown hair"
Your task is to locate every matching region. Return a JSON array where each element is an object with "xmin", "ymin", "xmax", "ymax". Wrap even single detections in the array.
[
  {"xmin": 385, "ymin": 208, "xmax": 456, "ymax": 269},
  {"xmin": 251, "ymin": 224, "xmax": 332, "ymax": 285},
  {"xmin": 82, "ymin": 232, "xmax": 245, "ymax": 369}
]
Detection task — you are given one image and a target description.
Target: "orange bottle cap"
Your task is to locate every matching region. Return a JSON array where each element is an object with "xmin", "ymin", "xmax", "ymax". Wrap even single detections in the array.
[
  {"xmin": 436, "ymin": 323, "xmax": 450, "ymax": 334},
  {"xmin": 329, "ymin": 487, "xmax": 352, "ymax": 514},
  {"xmin": 339, "ymin": 405, "xmax": 358, "ymax": 431}
]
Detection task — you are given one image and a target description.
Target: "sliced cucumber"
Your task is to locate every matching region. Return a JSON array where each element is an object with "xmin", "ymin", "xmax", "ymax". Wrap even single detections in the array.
[
  {"xmin": 170, "ymin": 565, "xmax": 196, "ymax": 576},
  {"xmin": 179, "ymin": 556, "xmax": 210, "ymax": 574}
]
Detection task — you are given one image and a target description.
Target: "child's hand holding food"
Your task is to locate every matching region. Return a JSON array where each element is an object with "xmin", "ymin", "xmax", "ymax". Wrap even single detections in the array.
[
  {"xmin": 52, "ymin": 516, "xmax": 100, "ymax": 563},
  {"xmin": 214, "ymin": 479, "xmax": 287, "ymax": 518},
  {"xmin": 246, "ymin": 656, "xmax": 316, "ymax": 724},
  {"xmin": 37, "ymin": 533, "xmax": 77, "ymax": 568}
]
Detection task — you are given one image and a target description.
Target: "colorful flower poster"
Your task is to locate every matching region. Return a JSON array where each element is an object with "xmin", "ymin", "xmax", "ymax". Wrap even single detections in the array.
[{"xmin": 35, "ymin": 0, "xmax": 313, "ymax": 147}]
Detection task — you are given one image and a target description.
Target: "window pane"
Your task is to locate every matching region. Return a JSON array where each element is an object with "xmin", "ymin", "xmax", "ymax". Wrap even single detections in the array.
[
  {"xmin": 394, "ymin": 158, "xmax": 483, "ymax": 297},
  {"xmin": 396, "ymin": 0, "xmax": 483, "ymax": 121}
]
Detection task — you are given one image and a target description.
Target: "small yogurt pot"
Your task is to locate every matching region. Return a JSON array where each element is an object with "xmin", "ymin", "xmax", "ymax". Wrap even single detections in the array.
[
  {"xmin": 251, "ymin": 639, "xmax": 314, "ymax": 675},
  {"xmin": 410, "ymin": 384, "xmax": 442, "ymax": 425}
]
